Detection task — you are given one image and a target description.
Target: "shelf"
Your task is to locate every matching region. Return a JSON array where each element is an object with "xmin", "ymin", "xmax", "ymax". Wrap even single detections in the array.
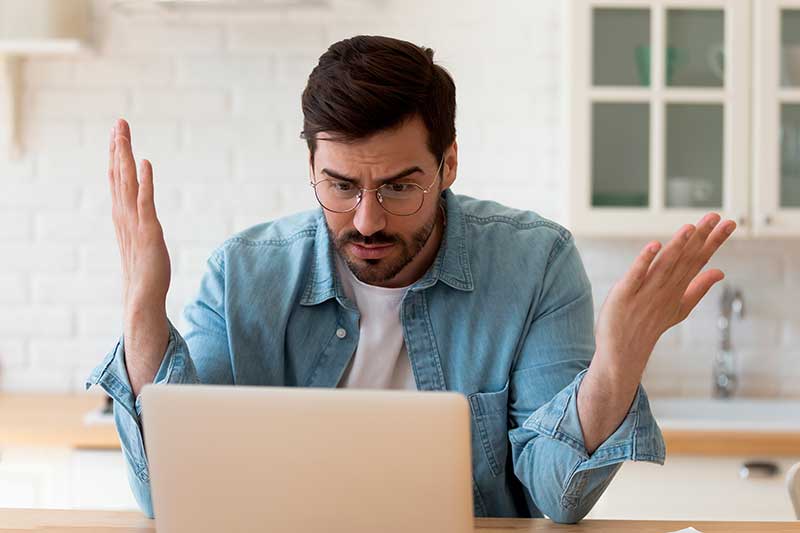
[
  {"xmin": 589, "ymin": 87, "xmax": 727, "ymax": 102},
  {"xmin": 0, "ymin": 0, "xmax": 91, "ymax": 159},
  {"xmin": 661, "ymin": 88, "xmax": 728, "ymax": 102},
  {"xmin": 0, "ymin": 39, "xmax": 89, "ymax": 55},
  {"xmin": 779, "ymin": 89, "xmax": 800, "ymax": 103},
  {"xmin": 0, "ymin": 39, "xmax": 89, "ymax": 159},
  {"xmin": 0, "ymin": 56, "xmax": 21, "ymax": 160},
  {"xmin": 589, "ymin": 88, "xmax": 652, "ymax": 102}
]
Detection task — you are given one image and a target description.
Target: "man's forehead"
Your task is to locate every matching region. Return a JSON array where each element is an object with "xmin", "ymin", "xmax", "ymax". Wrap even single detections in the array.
[
  {"xmin": 315, "ymin": 134, "xmax": 427, "ymax": 162},
  {"xmin": 316, "ymin": 146, "xmax": 421, "ymax": 167},
  {"xmin": 314, "ymin": 115, "xmax": 432, "ymax": 163}
]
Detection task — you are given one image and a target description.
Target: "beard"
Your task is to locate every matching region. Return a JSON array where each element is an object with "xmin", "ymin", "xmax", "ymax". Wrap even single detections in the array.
[{"xmin": 328, "ymin": 203, "xmax": 441, "ymax": 285}]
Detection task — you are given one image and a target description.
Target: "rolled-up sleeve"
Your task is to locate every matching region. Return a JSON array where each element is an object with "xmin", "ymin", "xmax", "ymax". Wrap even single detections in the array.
[
  {"xmin": 507, "ymin": 231, "xmax": 665, "ymax": 524},
  {"xmin": 84, "ymin": 319, "xmax": 198, "ymax": 518},
  {"xmin": 84, "ymin": 250, "xmax": 231, "ymax": 518}
]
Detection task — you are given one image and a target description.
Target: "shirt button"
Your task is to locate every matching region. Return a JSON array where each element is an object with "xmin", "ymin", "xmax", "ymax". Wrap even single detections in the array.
[{"xmin": 336, "ymin": 328, "xmax": 347, "ymax": 339}]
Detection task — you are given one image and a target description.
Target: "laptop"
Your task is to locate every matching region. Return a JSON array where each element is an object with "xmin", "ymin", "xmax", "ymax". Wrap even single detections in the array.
[{"xmin": 141, "ymin": 384, "xmax": 474, "ymax": 533}]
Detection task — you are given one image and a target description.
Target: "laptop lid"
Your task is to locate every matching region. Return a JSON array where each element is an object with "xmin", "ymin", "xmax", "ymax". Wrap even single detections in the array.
[{"xmin": 141, "ymin": 384, "xmax": 474, "ymax": 533}]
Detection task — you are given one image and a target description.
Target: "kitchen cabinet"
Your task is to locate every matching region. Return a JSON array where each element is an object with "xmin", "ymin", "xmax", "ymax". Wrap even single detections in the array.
[
  {"xmin": 0, "ymin": 394, "xmax": 133, "ymax": 511},
  {"xmin": 566, "ymin": 0, "xmax": 800, "ymax": 237},
  {"xmin": 0, "ymin": 0, "xmax": 90, "ymax": 159},
  {"xmin": 0, "ymin": 447, "xmax": 137, "ymax": 510},
  {"xmin": 753, "ymin": 0, "xmax": 800, "ymax": 235},
  {"xmin": 587, "ymin": 455, "xmax": 800, "ymax": 521}
]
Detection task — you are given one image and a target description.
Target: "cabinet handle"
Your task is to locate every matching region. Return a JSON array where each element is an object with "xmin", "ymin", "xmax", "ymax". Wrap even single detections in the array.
[
  {"xmin": 764, "ymin": 215, "xmax": 773, "ymax": 226},
  {"xmin": 737, "ymin": 216, "xmax": 747, "ymax": 227},
  {"xmin": 739, "ymin": 461, "xmax": 779, "ymax": 479}
]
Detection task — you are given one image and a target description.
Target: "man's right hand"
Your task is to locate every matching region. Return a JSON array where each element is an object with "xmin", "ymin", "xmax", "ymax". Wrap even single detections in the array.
[{"xmin": 109, "ymin": 118, "xmax": 171, "ymax": 397}]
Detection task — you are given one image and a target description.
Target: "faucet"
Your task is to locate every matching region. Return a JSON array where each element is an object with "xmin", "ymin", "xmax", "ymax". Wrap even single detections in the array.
[{"xmin": 713, "ymin": 285, "xmax": 744, "ymax": 398}]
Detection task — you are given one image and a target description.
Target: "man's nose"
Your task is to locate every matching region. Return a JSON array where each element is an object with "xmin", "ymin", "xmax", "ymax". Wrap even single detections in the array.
[{"xmin": 352, "ymin": 189, "xmax": 387, "ymax": 237}]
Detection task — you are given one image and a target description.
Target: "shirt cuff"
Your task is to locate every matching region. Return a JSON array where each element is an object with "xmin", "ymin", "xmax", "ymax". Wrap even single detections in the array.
[
  {"xmin": 521, "ymin": 368, "xmax": 666, "ymax": 469},
  {"xmin": 85, "ymin": 318, "xmax": 184, "ymax": 421}
]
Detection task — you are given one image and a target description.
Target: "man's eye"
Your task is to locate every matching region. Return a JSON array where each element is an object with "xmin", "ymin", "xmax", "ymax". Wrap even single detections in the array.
[
  {"xmin": 388, "ymin": 183, "xmax": 413, "ymax": 193},
  {"xmin": 332, "ymin": 181, "xmax": 354, "ymax": 192}
]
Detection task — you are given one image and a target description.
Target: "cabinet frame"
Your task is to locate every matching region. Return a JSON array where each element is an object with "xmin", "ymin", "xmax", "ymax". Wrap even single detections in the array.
[
  {"xmin": 565, "ymin": 0, "xmax": 752, "ymax": 237},
  {"xmin": 753, "ymin": 0, "xmax": 800, "ymax": 235}
]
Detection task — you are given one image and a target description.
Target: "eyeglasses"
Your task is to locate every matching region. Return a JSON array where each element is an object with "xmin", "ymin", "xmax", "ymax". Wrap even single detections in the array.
[{"xmin": 309, "ymin": 156, "xmax": 445, "ymax": 216}]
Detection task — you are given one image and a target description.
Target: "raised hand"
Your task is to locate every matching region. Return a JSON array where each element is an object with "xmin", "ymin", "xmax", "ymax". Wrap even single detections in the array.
[
  {"xmin": 594, "ymin": 213, "xmax": 736, "ymax": 380},
  {"xmin": 576, "ymin": 213, "xmax": 736, "ymax": 454},
  {"xmin": 109, "ymin": 118, "xmax": 171, "ymax": 396}
]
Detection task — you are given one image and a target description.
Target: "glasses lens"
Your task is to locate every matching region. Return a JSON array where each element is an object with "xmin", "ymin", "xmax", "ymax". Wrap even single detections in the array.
[
  {"xmin": 379, "ymin": 184, "xmax": 424, "ymax": 215},
  {"xmin": 315, "ymin": 180, "xmax": 360, "ymax": 213}
]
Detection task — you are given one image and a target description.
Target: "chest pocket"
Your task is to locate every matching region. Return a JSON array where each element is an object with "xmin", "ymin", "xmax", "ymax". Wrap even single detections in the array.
[{"xmin": 467, "ymin": 380, "xmax": 510, "ymax": 478}]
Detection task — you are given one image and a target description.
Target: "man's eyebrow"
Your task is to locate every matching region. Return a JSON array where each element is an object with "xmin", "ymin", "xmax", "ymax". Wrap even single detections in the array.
[{"xmin": 320, "ymin": 166, "xmax": 423, "ymax": 184}]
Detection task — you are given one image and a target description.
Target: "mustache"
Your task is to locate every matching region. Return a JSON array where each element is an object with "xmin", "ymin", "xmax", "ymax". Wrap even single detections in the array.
[{"xmin": 339, "ymin": 231, "xmax": 398, "ymax": 246}]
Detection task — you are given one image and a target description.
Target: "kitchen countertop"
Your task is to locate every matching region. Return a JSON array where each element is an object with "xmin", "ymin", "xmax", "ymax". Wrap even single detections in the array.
[
  {"xmin": 651, "ymin": 397, "xmax": 800, "ymax": 455},
  {"xmin": 0, "ymin": 509, "xmax": 798, "ymax": 532},
  {"xmin": 0, "ymin": 393, "xmax": 119, "ymax": 449},
  {"xmin": 1, "ymin": 393, "xmax": 798, "ymax": 456},
  {"xmin": 662, "ymin": 429, "xmax": 800, "ymax": 456}
]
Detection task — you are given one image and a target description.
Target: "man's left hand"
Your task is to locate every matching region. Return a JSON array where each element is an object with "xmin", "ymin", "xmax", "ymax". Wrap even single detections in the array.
[
  {"xmin": 577, "ymin": 212, "xmax": 736, "ymax": 454},
  {"xmin": 594, "ymin": 212, "xmax": 736, "ymax": 382}
]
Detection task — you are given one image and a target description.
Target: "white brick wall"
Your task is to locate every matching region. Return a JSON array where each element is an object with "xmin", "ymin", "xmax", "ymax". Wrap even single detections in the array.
[
  {"xmin": 577, "ymin": 237, "xmax": 800, "ymax": 399},
  {"xmin": 0, "ymin": 0, "xmax": 792, "ymax": 398}
]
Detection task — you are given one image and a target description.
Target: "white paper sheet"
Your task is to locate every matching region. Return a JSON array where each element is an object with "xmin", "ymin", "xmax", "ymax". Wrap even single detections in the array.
[{"xmin": 667, "ymin": 528, "xmax": 703, "ymax": 533}]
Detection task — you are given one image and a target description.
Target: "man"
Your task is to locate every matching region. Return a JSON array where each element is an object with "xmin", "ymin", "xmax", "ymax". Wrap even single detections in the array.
[{"xmin": 86, "ymin": 35, "xmax": 736, "ymax": 523}]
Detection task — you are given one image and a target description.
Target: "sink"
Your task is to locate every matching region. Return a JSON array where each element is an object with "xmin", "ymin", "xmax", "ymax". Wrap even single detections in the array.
[{"xmin": 649, "ymin": 397, "xmax": 800, "ymax": 431}]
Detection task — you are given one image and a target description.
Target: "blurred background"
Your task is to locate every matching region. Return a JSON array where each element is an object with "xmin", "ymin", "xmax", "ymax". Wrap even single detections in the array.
[{"xmin": 0, "ymin": 0, "xmax": 798, "ymax": 524}]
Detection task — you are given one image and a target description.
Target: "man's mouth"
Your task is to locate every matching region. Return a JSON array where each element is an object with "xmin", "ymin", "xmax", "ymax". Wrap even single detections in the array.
[{"xmin": 349, "ymin": 242, "xmax": 395, "ymax": 259}]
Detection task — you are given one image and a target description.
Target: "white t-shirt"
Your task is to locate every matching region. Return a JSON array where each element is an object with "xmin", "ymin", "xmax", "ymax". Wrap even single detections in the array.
[{"xmin": 334, "ymin": 253, "xmax": 417, "ymax": 390}]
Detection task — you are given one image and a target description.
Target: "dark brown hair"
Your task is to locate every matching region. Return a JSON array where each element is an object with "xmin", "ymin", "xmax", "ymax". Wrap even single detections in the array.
[{"xmin": 301, "ymin": 35, "xmax": 456, "ymax": 166}]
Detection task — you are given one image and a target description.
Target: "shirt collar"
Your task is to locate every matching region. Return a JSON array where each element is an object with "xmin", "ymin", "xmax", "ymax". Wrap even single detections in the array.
[{"xmin": 300, "ymin": 188, "xmax": 474, "ymax": 307}]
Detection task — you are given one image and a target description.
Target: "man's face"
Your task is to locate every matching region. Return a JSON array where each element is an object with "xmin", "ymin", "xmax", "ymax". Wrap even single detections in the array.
[{"xmin": 310, "ymin": 115, "xmax": 456, "ymax": 287}]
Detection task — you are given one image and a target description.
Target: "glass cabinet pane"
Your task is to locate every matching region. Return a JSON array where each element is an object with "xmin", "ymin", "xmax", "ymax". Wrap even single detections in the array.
[
  {"xmin": 665, "ymin": 104, "xmax": 723, "ymax": 208},
  {"xmin": 592, "ymin": 103, "xmax": 650, "ymax": 207},
  {"xmin": 780, "ymin": 104, "xmax": 800, "ymax": 207},
  {"xmin": 593, "ymin": 8, "xmax": 651, "ymax": 87},
  {"xmin": 781, "ymin": 10, "xmax": 800, "ymax": 87},
  {"xmin": 665, "ymin": 10, "xmax": 725, "ymax": 88}
]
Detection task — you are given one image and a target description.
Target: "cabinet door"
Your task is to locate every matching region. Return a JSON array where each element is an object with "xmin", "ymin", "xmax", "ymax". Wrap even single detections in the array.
[
  {"xmin": 0, "ymin": 448, "xmax": 137, "ymax": 510},
  {"xmin": 70, "ymin": 450, "xmax": 138, "ymax": 510},
  {"xmin": 586, "ymin": 455, "xmax": 799, "ymax": 520},
  {"xmin": 566, "ymin": 0, "xmax": 750, "ymax": 237},
  {"xmin": 0, "ymin": 448, "xmax": 72, "ymax": 508},
  {"xmin": 753, "ymin": 0, "xmax": 800, "ymax": 235}
]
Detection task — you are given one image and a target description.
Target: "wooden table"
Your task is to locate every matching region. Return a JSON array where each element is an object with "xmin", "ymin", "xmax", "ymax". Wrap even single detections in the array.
[{"xmin": 0, "ymin": 509, "xmax": 798, "ymax": 532}]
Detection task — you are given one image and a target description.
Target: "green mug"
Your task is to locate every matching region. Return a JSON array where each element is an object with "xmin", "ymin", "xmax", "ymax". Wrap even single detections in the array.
[{"xmin": 635, "ymin": 45, "xmax": 688, "ymax": 86}]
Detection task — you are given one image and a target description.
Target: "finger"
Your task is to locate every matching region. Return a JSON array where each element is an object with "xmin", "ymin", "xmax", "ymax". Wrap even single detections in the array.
[
  {"xmin": 616, "ymin": 240, "xmax": 662, "ymax": 296},
  {"xmin": 669, "ymin": 213, "xmax": 722, "ymax": 286},
  {"xmin": 641, "ymin": 223, "xmax": 696, "ymax": 291},
  {"xmin": 108, "ymin": 124, "xmax": 119, "ymax": 210},
  {"xmin": 114, "ymin": 120, "xmax": 124, "ymax": 209},
  {"xmin": 675, "ymin": 268, "xmax": 725, "ymax": 324},
  {"xmin": 676, "ymin": 219, "xmax": 736, "ymax": 290},
  {"xmin": 138, "ymin": 159, "xmax": 157, "ymax": 223},
  {"xmin": 117, "ymin": 117, "xmax": 132, "ymax": 144},
  {"xmin": 116, "ymin": 119, "xmax": 139, "ymax": 216}
]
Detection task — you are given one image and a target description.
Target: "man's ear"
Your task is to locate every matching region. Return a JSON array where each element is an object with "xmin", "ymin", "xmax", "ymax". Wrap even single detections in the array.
[{"xmin": 441, "ymin": 140, "xmax": 458, "ymax": 191}]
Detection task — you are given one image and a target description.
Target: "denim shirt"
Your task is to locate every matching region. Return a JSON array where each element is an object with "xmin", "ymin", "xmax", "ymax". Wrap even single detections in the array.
[{"xmin": 86, "ymin": 189, "xmax": 665, "ymax": 523}]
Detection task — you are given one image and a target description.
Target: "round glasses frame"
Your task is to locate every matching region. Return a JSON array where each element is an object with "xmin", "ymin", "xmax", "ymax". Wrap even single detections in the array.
[{"xmin": 309, "ymin": 156, "xmax": 445, "ymax": 216}]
